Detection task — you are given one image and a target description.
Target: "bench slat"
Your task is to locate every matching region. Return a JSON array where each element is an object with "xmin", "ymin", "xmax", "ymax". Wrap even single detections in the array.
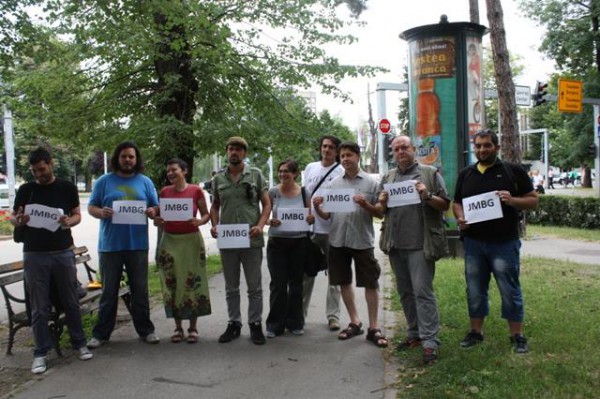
[
  {"xmin": 0, "ymin": 261, "xmax": 24, "ymax": 274},
  {"xmin": 0, "ymin": 271, "xmax": 25, "ymax": 287}
]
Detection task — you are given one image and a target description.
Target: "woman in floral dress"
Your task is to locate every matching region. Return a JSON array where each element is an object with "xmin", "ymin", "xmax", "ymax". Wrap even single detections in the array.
[{"xmin": 154, "ymin": 158, "xmax": 211, "ymax": 343}]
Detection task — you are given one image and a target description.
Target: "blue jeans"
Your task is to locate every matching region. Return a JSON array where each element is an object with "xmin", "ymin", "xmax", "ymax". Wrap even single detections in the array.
[
  {"xmin": 463, "ymin": 237, "xmax": 524, "ymax": 322},
  {"xmin": 24, "ymin": 250, "xmax": 87, "ymax": 357},
  {"xmin": 93, "ymin": 251, "xmax": 154, "ymax": 340}
]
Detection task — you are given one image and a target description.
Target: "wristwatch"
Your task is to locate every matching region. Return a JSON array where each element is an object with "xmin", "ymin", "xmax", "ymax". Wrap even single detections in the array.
[{"xmin": 425, "ymin": 191, "xmax": 434, "ymax": 201}]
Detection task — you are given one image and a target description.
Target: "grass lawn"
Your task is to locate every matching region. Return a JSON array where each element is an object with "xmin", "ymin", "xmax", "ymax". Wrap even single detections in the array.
[
  {"xmin": 390, "ymin": 256, "xmax": 600, "ymax": 399},
  {"xmin": 526, "ymin": 224, "xmax": 600, "ymax": 242}
]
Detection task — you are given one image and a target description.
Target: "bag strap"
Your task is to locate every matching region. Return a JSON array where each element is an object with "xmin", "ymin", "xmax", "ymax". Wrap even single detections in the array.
[{"xmin": 310, "ymin": 162, "xmax": 340, "ymax": 198}]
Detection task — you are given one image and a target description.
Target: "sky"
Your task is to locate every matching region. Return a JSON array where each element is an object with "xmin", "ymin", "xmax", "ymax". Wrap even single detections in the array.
[{"xmin": 313, "ymin": 0, "xmax": 555, "ymax": 130}]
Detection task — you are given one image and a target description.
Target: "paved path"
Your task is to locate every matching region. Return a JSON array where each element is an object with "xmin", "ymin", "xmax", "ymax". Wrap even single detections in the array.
[
  {"xmin": 521, "ymin": 236, "xmax": 600, "ymax": 265},
  {"xmin": 1, "ymin": 236, "xmax": 397, "ymax": 399}
]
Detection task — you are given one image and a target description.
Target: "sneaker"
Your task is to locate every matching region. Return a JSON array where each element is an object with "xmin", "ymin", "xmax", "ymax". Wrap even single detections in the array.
[
  {"xmin": 511, "ymin": 334, "xmax": 529, "ymax": 354},
  {"xmin": 328, "ymin": 319, "xmax": 341, "ymax": 331},
  {"xmin": 266, "ymin": 330, "xmax": 277, "ymax": 339},
  {"xmin": 87, "ymin": 337, "xmax": 107, "ymax": 349},
  {"xmin": 78, "ymin": 346, "xmax": 93, "ymax": 361},
  {"xmin": 423, "ymin": 347, "xmax": 438, "ymax": 364},
  {"xmin": 31, "ymin": 356, "xmax": 47, "ymax": 374},
  {"xmin": 249, "ymin": 322, "xmax": 266, "ymax": 345},
  {"xmin": 460, "ymin": 330, "xmax": 484, "ymax": 348},
  {"xmin": 396, "ymin": 337, "xmax": 421, "ymax": 351},
  {"xmin": 218, "ymin": 322, "xmax": 242, "ymax": 343},
  {"xmin": 291, "ymin": 329, "xmax": 304, "ymax": 336},
  {"xmin": 144, "ymin": 332, "xmax": 160, "ymax": 344}
]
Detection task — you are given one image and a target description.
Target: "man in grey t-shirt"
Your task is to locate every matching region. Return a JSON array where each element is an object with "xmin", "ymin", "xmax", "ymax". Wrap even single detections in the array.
[{"xmin": 375, "ymin": 135, "xmax": 450, "ymax": 364}]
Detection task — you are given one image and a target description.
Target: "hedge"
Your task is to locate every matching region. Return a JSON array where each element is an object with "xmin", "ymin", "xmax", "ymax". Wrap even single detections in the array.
[{"xmin": 528, "ymin": 195, "xmax": 600, "ymax": 229}]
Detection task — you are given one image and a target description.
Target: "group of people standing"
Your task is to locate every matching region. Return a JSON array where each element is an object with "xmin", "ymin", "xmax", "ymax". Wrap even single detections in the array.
[{"xmin": 11, "ymin": 128, "xmax": 537, "ymax": 374}]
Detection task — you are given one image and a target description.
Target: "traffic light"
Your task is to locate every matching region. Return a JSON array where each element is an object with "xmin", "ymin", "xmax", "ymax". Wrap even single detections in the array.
[
  {"xmin": 383, "ymin": 134, "xmax": 394, "ymax": 162},
  {"xmin": 534, "ymin": 81, "xmax": 548, "ymax": 107},
  {"xmin": 588, "ymin": 143, "xmax": 597, "ymax": 157}
]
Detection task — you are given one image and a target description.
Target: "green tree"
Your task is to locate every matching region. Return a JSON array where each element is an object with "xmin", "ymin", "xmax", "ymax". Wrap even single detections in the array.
[
  {"xmin": 2, "ymin": 1, "xmax": 381, "ymax": 184},
  {"xmin": 520, "ymin": 0, "xmax": 599, "ymax": 186}
]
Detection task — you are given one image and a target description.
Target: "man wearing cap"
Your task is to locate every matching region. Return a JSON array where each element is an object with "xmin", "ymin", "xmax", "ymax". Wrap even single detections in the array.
[{"xmin": 210, "ymin": 137, "xmax": 271, "ymax": 345}]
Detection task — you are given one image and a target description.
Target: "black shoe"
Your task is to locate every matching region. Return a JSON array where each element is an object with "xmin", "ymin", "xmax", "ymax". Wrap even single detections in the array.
[
  {"xmin": 249, "ymin": 322, "xmax": 266, "ymax": 345},
  {"xmin": 460, "ymin": 330, "xmax": 484, "ymax": 348},
  {"xmin": 510, "ymin": 334, "xmax": 529, "ymax": 354},
  {"xmin": 218, "ymin": 322, "xmax": 241, "ymax": 343}
]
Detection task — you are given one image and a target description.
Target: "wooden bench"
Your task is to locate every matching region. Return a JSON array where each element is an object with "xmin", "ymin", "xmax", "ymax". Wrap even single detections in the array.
[{"xmin": 0, "ymin": 246, "xmax": 131, "ymax": 355}]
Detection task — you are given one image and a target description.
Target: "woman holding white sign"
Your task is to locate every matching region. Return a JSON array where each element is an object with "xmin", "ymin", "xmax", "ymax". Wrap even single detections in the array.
[
  {"xmin": 154, "ymin": 158, "xmax": 211, "ymax": 344},
  {"xmin": 265, "ymin": 159, "xmax": 314, "ymax": 338}
]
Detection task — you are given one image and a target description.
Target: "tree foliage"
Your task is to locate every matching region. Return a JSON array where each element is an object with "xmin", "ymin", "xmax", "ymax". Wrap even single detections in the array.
[
  {"xmin": 520, "ymin": 0, "xmax": 599, "ymax": 186},
  {"xmin": 1, "ymin": 0, "xmax": 381, "ymax": 183}
]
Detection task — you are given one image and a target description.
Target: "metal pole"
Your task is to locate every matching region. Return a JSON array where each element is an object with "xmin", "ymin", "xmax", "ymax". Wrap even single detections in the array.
[
  {"xmin": 543, "ymin": 129, "xmax": 549, "ymax": 189},
  {"xmin": 103, "ymin": 151, "xmax": 108, "ymax": 174},
  {"xmin": 376, "ymin": 89, "xmax": 387, "ymax": 175},
  {"xmin": 3, "ymin": 104, "xmax": 16, "ymax": 209},
  {"xmin": 594, "ymin": 105, "xmax": 600, "ymax": 196}
]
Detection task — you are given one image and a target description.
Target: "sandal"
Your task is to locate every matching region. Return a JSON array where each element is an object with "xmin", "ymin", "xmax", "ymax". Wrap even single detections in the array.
[
  {"xmin": 187, "ymin": 328, "xmax": 199, "ymax": 344},
  {"xmin": 171, "ymin": 328, "xmax": 184, "ymax": 343},
  {"xmin": 338, "ymin": 322, "xmax": 364, "ymax": 340},
  {"xmin": 366, "ymin": 328, "xmax": 389, "ymax": 348}
]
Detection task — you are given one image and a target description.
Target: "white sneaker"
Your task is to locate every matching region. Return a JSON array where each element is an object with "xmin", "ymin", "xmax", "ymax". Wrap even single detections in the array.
[
  {"xmin": 266, "ymin": 330, "xmax": 277, "ymax": 339},
  {"xmin": 78, "ymin": 346, "xmax": 93, "ymax": 361},
  {"xmin": 144, "ymin": 332, "xmax": 160, "ymax": 344},
  {"xmin": 87, "ymin": 337, "xmax": 106, "ymax": 349},
  {"xmin": 291, "ymin": 329, "xmax": 305, "ymax": 336},
  {"xmin": 31, "ymin": 356, "xmax": 47, "ymax": 374}
]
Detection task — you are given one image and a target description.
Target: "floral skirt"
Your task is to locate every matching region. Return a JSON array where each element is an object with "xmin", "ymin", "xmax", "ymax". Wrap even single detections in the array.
[{"xmin": 157, "ymin": 231, "xmax": 211, "ymax": 319}]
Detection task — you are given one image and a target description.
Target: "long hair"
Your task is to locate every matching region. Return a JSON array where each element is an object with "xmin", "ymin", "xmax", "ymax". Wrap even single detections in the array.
[
  {"xmin": 109, "ymin": 141, "xmax": 144, "ymax": 173},
  {"xmin": 318, "ymin": 135, "xmax": 341, "ymax": 162}
]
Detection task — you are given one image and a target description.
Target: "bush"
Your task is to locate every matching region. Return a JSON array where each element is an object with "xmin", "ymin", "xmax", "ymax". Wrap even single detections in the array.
[
  {"xmin": 528, "ymin": 195, "xmax": 600, "ymax": 229},
  {"xmin": 0, "ymin": 210, "xmax": 13, "ymax": 235}
]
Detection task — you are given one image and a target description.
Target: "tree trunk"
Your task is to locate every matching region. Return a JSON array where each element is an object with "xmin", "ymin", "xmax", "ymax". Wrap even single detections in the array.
[
  {"xmin": 486, "ymin": 0, "xmax": 520, "ymax": 163},
  {"xmin": 152, "ymin": 11, "xmax": 199, "ymax": 185},
  {"xmin": 366, "ymin": 86, "xmax": 378, "ymax": 173},
  {"xmin": 469, "ymin": 0, "xmax": 480, "ymax": 24}
]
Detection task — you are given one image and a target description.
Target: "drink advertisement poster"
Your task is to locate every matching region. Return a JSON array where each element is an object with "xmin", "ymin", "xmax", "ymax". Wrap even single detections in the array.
[
  {"xmin": 466, "ymin": 35, "xmax": 484, "ymax": 164},
  {"xmin": 409, "ymin": 36, "xmax": 457, "ymax": 170}
]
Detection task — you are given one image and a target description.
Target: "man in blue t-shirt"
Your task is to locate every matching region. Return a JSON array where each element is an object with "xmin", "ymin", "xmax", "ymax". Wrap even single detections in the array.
[{"xmin": 87, "ymin": 141, "xmax": 160, "ymax": 348}]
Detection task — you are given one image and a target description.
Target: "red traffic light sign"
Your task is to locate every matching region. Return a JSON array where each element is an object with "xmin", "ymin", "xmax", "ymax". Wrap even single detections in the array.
[{"xmin": 378, "ymin": 118, "xmax": 391, "ymax": 134}]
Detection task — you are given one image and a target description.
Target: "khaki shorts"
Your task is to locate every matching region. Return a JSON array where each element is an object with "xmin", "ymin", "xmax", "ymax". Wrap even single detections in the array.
[{"xmin": 328, "ymin": 246, "xmax": 380, "ymax": 289}]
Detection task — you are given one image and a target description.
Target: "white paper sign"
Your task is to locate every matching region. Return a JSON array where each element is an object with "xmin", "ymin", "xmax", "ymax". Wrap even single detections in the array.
[
  {"xmin": 276, "ymin": 208, "xmax": 309, "ymax": 232},
  {"xmin": 25, "ymin": 204, "xmax": 64, "ymax": 232},
  {"xmin": 321, "ymin": 188, "xmax": 357, "ymax": 213},
  {"xmin": 112, "ymin": 200, "xmax": 147, "ymax": 225},
  {"xmin": 463, "ymin": 191, "xmax": 503, "ymax": 224},
  {"xmin": 383, "ymin": 180, "xmax": 421, "ymax": 208},
  {"xmin": 217, "ymin": 224, "xmax": 251, "ymax": 249},
  {"xmin": 160, "ymin": 198, "xmax": 193, "ymax": 221}
]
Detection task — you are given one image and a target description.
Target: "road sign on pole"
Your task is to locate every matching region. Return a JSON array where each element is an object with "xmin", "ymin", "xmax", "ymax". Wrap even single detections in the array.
[
  {"xmin": 378, "ymin": 118, "xmax": 391, "ymax": 134},
  {"xmin": 558, "ymin": 78, "xmax": 583, "ymax": 113}
]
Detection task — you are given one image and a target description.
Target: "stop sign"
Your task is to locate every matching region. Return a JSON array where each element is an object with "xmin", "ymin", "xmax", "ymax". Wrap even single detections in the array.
[{"xmin": 378, "ymin": 118, "xmax": 391, "ymax": 134}]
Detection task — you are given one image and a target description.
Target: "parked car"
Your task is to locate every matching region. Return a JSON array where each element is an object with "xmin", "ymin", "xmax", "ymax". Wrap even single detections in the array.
[{"xmin": 558, "ymin": 172, "xmax": 580, "ymax": 186}]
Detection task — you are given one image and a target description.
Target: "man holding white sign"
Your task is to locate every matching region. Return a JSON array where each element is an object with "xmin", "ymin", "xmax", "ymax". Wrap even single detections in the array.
[
  {"xmin": 87, "ymin": 141, "xmax": 160, "ymax": 348},
  {"xmin": 313, "ymin": 142, "xmax": 385, "ymax": 348},
  {"xmin": 210, "ymin": 136, "xmax": 271, "ymax": 345},
  {"xmin": 11, "ymin": 147, "xmax": 93, "ymax": 374},
  {"xmin": 453, "ymin": 130, "xmax": 538, "ymax": 354},
  {"xmin": 375, "ymin": 135, "xmax": 450, "ymax": 364}
]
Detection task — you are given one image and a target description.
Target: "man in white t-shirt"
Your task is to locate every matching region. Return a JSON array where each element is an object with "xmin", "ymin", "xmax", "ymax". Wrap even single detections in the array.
[{"xmin": 302, "ymin": 135, "xmax": 344, "ymax": 330}]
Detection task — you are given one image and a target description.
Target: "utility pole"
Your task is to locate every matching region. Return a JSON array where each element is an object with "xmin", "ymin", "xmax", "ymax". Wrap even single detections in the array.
[{"xmin": 3, "ymin": 104, "xmax": 16, "ymax": 208}]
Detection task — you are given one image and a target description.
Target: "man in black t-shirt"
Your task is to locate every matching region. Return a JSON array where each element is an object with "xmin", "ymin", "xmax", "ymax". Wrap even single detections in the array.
[
  {"xmin": 453, "ymin": 130, "xmax": 538, "ymax": 354},
  {"xmin": 11, "ymin": 147, "xmax": 93, "ymax": 374}
]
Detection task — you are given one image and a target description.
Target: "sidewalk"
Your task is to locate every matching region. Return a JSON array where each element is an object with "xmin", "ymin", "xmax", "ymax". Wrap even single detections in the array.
[{"xmin": 0, "ymin": 238, "xmax": 398, "ymax": 399}]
